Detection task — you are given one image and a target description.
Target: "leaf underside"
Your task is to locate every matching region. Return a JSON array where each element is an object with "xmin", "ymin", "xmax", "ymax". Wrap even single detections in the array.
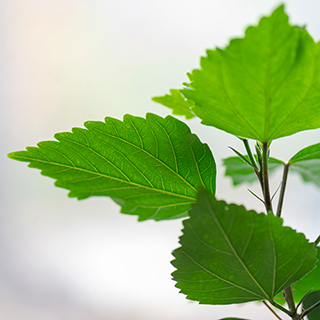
[
  {"xmin": 223, "ymin": 155, "xmax": 283, "ymax": 186},
  {"xmin": 289, "ymin": 142, "xmax": 320, "ymax": 188},
  {"xmin": 172, "ymin": 188, "xmax": 317, "ymax": 305},
  {"xmin": 180, "ymin": 5, "xmax": 320, "ymax": 142},
  {"xmin": 8, "ymin": 114, "xmax": 216, "ymax": 221}
]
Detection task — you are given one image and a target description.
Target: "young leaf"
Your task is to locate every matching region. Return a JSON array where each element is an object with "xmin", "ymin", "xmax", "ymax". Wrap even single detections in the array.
[
  {"xmin": 275, "ymin": 247, "xmax": 320, "ymax": 304},
  {"xmin": 172, "ymin": 188, "xmax": 317, "ymax": 305},
  {"xmin": 181, "ymin": 5, "xmax": 320, "ymax": 142},
  {"xmin": 223, "ymin": 156, "xmax": 283, "ymax": 186},
  {"xmin": 152, "ymin": 89, "xmax": 195, "ymax": 119},
  {"xmin": 302, "ymin": 290, "xmax": 320, "ymax": 320},
  {"xmin": 288, "ymin": 142, "xmax": 320, "ymax": 188},
  {"xmin": 8, "ymin": 114, "xmax": 216, "ymax": 221}
]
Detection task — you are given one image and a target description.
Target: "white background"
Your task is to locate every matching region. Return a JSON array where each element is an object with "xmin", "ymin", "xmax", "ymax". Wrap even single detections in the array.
[{"xmin": 1, "ymin": 0, "xmax": 320, "ymax": 319}]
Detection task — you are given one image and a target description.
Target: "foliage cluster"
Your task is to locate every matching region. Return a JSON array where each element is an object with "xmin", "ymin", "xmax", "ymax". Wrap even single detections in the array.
[{"xmin": 8, "ymin": 5, "xmax": 320, "ymax": 320}]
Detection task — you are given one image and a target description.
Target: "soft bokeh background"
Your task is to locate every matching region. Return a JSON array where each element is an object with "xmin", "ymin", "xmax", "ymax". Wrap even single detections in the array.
[{"xmin": 1, "ymin": 0, "xmax": 320, "ymax": 319}]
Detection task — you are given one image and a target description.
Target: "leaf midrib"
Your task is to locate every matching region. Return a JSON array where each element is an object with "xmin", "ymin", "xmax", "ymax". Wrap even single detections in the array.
[
  {"xmin": 180, "ymin": 250, "xmax": 265, "ymax": 299},
  {"xmin": 86, "ymin": 121, "xmax": 198, "ymax": 193},
  {"xmin": 206, "ymin": 198, "xmax": 272, "ymax": 300},
  {"xmin": 12, "ymin": 155, "xmax": 196, "ymax": 201},
  {"xmin": 269, "ymin": 48, "xmax": 320, "ymax": 140}
]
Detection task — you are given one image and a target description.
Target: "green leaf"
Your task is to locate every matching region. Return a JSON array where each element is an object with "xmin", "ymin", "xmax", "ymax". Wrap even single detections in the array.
[
  {"xmin": 294, "ymin": 247, "xmax": 320, "ymax": 300},
  {"xmin": 172, "ymin": 188, "xmax": 317, "ymax": 305},
  {"xmin": 152, "ymin": 89, "xmax": 195, "ymax": 119},
  {"xmin": 275, "ymin": 247, "xmax": 320, "ymax": 305},
  {"xmin": 223, "ymin": 156, "xmax": 283, "ymax": 186},
  {"xmin": 303, "ymin": 290, "xmax": 320, "ymax": 320},
  {"xmin": 8, "ymin": 114, "xmax": 216, "ymax": 221},
  {"xmin": 288, "ymin": 142, "xmax": 320, "ymax": 188},
  {"xmin": 181, "ymin": 5, "xmax": 320, "ymax": 142}
]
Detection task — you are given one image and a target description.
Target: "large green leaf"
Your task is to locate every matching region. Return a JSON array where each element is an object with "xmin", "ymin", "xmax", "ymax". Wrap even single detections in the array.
[
  {"xmin": 303, "ymin": 290, "xmax": 320, "ymax": 320},
  {"xmin": 288, "ymin": 143, "xmax": 320, "ymax": 188},
  {"xmin": 293, "ymin": 247, "xmax": 320, "ymax": 298},
  {"xmin": 8, "ymin": 114, "xmax": 216, "ymax": 221},
  {"xmin": 152, "ymin": 89, "xmax": 195, "ymax": 119},
  {"xmin": 181, "ymin": 5, "xmax": 320, "ymax": 142},
  {"xmin": 275, "ymin": 247, "xmax": 320, "ymax": 305},
  {"xmin": 223, "ymin": 156, "xmax": 283, "ymax": 186},
  {"xmin": 172, "ymin": 188, "xmax": 317, "ymax": 304}
]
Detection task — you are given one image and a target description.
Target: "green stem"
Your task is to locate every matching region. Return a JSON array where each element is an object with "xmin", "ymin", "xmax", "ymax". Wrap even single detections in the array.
[
  {"xmin": 276, "ymin": 164, "xmax": 299, "ymax": 319},
  {"xmin": 276, "ymin": 163, "xmax": 289, "ymax": 218},
  {"xmin": 242, "ymin": 139, "xmax": 257, "ymax": 168},
  {"xmin": 262, "ymin": 142, "xmax": 273, "ymax": 213},
  {"xmin": 283, "ymin": 286, "xmax": 297, "ymax": 317},
  {"xmin": 269, "ymin": 300, "xmax": 292, "ymax": 317},
  {"xmin": 314, "ymin": 235, "xmax": 320, "ymax": 248}
]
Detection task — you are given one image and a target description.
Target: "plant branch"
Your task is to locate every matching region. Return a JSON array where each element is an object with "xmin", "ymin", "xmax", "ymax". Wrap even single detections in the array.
[
  {"xmin": 262, "ymin": 142, "xmax": 273, "ymax": 213},
  {"xmin": 247, "ymin": 189, "xmax": 265, "ymax": 203},
  {"xmin": 271, "ymin": 181, "xmax": 282, "ymax": 201},
  {"xmin": 283, "ymin": 286, "xmax": 297, "ymax": 318},
  {"xmin": 276, "ymin": 163, "xmax": 289, "ymax": 217},
  {"xmin": 229, "ymin": 146, "xmax": 253, "ymax": 167},
  {"xmin": 263, "ymin": 300, "xmax": 283, "ymax": 320},
  {"xmin": 269, "ymin": 300, "xmax": 292, "ymax": 317}
]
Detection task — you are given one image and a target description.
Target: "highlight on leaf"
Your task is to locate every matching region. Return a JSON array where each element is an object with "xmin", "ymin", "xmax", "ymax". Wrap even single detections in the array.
[
  {"xmin": 172, "ymin": 188, "xmax": 317, "ymax": 305},
  {"xmin": 178, "ymin": 5, "xmax": 320, "ymax": 142},
  {"xmin": 8, "ymin": 114, "xmax": 216, "ymax": 221}
]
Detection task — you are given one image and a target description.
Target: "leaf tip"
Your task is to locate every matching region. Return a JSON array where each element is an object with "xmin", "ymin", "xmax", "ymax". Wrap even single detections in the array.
[{"xmin": 7, "ymin": 152, "xmax": 16, "ymax": 160}]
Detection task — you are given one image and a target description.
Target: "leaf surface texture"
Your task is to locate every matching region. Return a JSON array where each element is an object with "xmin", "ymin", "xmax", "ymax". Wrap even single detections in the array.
[
  {"xmin": 182, "ymin": 5, "xmax": 320, "ymax": 142},
  {"xmin": 172, "ymin": 189, "xmax": 317, "ymax": 304},
  {"xmin": 276, "ymin": 247, "xmax": 320, "ymax": 304},
  {"xmin": 8, "ymin": 114, "xmax": 216, "ymax": 221}
]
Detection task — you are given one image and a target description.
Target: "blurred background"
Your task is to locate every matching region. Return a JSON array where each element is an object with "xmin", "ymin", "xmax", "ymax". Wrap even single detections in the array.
[{"xmin": 1, "ymin": 0, "xmax": 320, "ymax": 319}]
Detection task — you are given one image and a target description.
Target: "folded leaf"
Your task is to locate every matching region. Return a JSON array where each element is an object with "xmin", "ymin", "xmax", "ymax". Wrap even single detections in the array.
[
  {"xmin": 8, "ymin": 114, "xmax": 216, "ymax": 221},
  {"xmin": 302, "ymin": 290, "xmax": 320, "ymax": 320},
  {"xmin": 172, "ymin": 188, "xmax": 317, "ymax": 305},
  {"xmin": 152, "ymin": 89, "xmax": 195, "ymax": 119},
  {"xmin": 288, "ymin": 142, "xmax": 320, "ymax": 188},
  {"xmin": 181, "ymin": 5, "xmax": 320, "ymax": 142},
  {"xmin": 223, "ymin": 156, "xmax": 283, "ymax": 185}
]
